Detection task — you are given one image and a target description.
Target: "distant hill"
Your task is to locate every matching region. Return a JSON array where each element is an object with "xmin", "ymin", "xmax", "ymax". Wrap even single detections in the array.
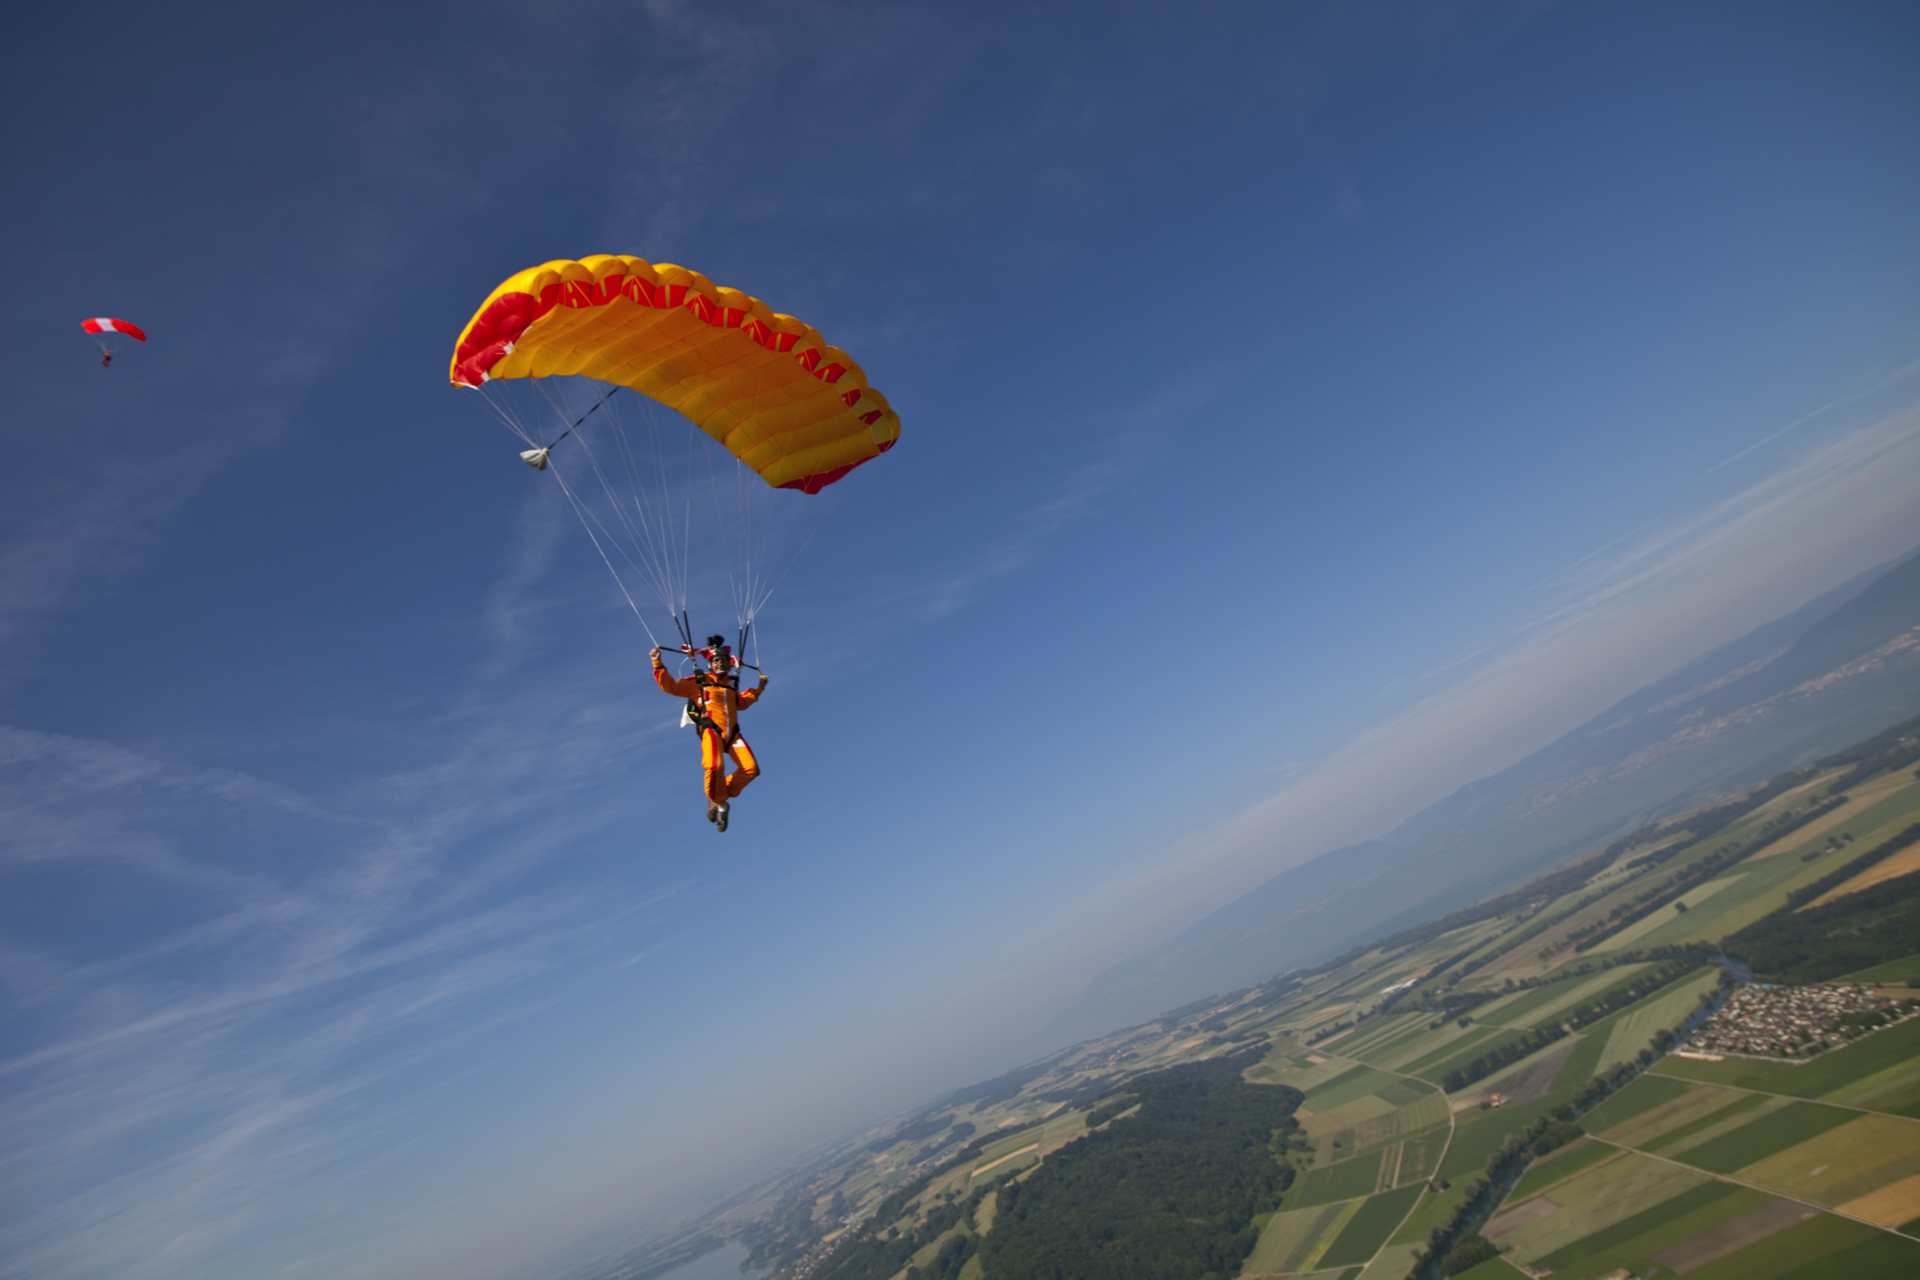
[{"xmin": 1075, "ymin": 545, "xmax": 1920, "ymax": 1027}]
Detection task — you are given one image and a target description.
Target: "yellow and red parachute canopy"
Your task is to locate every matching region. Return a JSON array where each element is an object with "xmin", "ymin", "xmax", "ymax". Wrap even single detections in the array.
[{"xmin": 450, "ymin": 255, "xmax": 899, "ymax": 494}]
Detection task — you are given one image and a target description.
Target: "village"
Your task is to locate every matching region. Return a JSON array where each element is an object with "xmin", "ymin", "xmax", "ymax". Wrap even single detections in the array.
[{"xmin": 1678, "ymin": 982, "xmax": 1919, "ymax": 1060}]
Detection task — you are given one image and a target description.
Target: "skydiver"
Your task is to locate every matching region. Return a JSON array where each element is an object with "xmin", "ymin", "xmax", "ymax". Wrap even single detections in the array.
[
  {"xmin": 100, "ymin": 351, "xmax": 113, "ymax": 369},
  {"xmin": 651, "ymin": 637, "xmax": 768, "ymax": 831}
]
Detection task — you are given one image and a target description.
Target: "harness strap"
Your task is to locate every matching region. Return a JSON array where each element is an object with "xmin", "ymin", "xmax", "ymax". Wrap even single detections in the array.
[{"xmin": 687, "ymin": 672, "xmax": 741, "ymax": 743}]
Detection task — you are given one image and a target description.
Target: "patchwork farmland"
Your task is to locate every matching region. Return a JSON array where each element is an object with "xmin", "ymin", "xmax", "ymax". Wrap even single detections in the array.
[{"xmin": 659, "ymin": 722, "xmax": 1920, "ymax": 1280}]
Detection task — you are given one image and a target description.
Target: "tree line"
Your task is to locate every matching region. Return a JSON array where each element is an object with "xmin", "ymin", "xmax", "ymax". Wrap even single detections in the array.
[{"xmin": 1726, "ymin": 867, "xmax": 1920, "ymax": 982}]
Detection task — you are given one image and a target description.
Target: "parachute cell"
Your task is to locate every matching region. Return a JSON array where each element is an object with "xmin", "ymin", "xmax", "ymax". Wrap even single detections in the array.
[{"xmin": 449, "ymin": 255, "xmax": 900, "ymax": 495}]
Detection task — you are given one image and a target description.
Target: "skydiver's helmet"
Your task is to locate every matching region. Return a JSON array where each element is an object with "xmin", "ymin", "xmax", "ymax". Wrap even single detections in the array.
[{"xmin": 704, "ymin": 636, "xmax": 734, "ymax": 680}]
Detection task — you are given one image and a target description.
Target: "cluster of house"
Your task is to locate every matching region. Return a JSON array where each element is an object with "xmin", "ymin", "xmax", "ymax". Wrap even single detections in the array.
[{"xmin": 1676, "ymin": 983, "xmax": 1916, "ymax": 1060}]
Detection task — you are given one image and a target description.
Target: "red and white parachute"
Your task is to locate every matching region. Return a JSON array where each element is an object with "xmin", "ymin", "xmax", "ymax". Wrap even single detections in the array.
[{"xmin": 81, "ymin": 318, "xmax": 146, "ymax": 368}]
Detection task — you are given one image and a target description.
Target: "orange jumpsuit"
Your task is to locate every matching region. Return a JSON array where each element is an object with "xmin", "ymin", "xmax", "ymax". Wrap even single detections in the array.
[{"xmin": 653, "ymin": 664, "xmax": 762, "ymax": 806}]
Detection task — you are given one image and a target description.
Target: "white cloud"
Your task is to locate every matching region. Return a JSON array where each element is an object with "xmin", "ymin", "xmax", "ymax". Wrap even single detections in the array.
[{"xmin": 1002, "ymin": 395, "xmax": 1920, "ymax": 987}]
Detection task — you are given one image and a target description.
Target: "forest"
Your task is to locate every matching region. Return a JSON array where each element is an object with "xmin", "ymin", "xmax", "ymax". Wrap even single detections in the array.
[
  {"xmin": 1725, "ymin": 867, "xmax": 1920, "ymax": 982},
  {"xmin": 979, "ymin": 1049, "xmax": 1302, "ymax": 1280}
]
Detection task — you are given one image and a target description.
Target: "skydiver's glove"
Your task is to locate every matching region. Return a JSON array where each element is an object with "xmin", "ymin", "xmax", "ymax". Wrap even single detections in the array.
[{"xmin": 649, "ymin": 646, "xmax": 663, "ymax": 666}]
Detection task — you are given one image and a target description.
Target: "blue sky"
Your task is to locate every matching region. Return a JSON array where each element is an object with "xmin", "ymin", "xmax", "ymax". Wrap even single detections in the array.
[{"xmin": 4, "ymin": 3, "xmax": 1919, "ymax": 1277}]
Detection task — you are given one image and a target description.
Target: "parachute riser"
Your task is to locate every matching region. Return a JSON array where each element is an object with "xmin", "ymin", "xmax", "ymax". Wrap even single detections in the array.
[{"xmin": 665, "ymin": 637, "xmax": 760, "ymax": 675}]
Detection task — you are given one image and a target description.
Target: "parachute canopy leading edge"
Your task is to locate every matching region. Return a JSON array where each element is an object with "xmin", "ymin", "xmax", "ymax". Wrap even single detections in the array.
[{"xmin": 449, "ymin": 255, "xmax": 900, "ymax": 495}]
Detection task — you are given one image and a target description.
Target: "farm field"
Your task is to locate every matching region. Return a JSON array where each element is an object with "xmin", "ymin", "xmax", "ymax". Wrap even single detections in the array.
[
  {"xmin": 1482, "ymin": 1145, "xmax": 1920, "ymax": 1278},
  {"xmin": 1731, "ymin": 1112, "xmax": 1920, "ymax": 1214},
  {"xmin": 1315, "ymin": 1185, "xmax": 1423, "ymax": 1268},
  {"xmin": 1505, "ymin": 1135, "xmax": 1617, "ymax": 1199},
  {"xmin": 1241, "ymin": 1202, "xmax": 1348, "ymax": 1275},
  {"xmin": 1654, "ymin": 1012, "xmax": 1920, "ymax": 1112},
  {"xmin": 1636, "ymin": 1090, "xmax": 1771, "ymax": 1153},
  {"xmin": 1669, "ymin": 1099, "xmax": 1856, "ymax": 1172},
  {"xmin": 1666, "ymin": 773, "xmax": 1920, "ymax": 945},
  {"xmin": 707, "ymin": 742, "xmax": 1920, "ymax": 1280},
  {"xmin": 1595, "ymin": 967, "xmax": 1721, "ymax": 1071},
  {"xmin": 1844, "ymin": 951, "xmax": 1920, "ymax": 984},
  {"xmin": 1812, "ymin": 839, "xmax": 1920, "ymax": 901},
  {"xmin": 1302, "ymin": 1064, "xmax": 1406, "ymax": 1112},
  {"xmin": 1485, "ymin": 1148, "xmax": 1725, "ymax": 1259},
  {"xmin": 1596, "ymin": 872, "xmax": 1750, "ymax": 951},
  {"xmin": 1380, "ymin": 1024, "xmax": 1504, "ymax": 1075},
  {"xmin": 1472, "ymin": 989, "xmax": 1920, "ymax": 1280},
  {"xmin": 1293, "ymin": 1149, "xmax": 1385, "ymax": 1208},
  {"xmin": 1483, "ymin": 964, "xmax": 1648, "ymax": 1029},
  {"xmin": 1410, "ymin": 1024, "xmax": 1560, "ymax": 1087}
]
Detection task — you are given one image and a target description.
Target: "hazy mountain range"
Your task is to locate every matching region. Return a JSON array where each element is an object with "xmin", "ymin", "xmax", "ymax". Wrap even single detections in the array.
[{"xmin": 1076, "ymin": 544, "xmax": 1920, "ymax": 1026}]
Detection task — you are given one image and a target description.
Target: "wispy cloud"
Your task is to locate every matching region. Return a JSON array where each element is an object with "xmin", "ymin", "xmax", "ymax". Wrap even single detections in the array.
[
  {"xmin": 910, "ymin": 436, "xmax": 1141, "ymax": 620},
  {"xmin": 0, "ymin": 669, "xmax": 701, "ymax": 1279},
  {"xmin": 904, "ymin": 351, "xmax": 1261, "ymax": 621},
  {"xmin": 1027, "ymin": 393, "xmax": 1920, "ymax": 981},
  {"xmin": 1708, "ymin": 353, "xmax": 1920, "ymax": 473}
]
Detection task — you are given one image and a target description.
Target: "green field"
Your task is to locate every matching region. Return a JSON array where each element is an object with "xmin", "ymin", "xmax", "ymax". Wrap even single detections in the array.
[
  {"xmin": 1395, "ymin": 1125, "xmax": 1450, "ymax": 1184},
  {"xmin": 1248, "ymin": 1047, "xmax": 1356, "ymax": 1092},
  {"xmin": 1300, "ymin": 1063, "xmax": 1376, "ymax": 1104},
  {"xmin": 1437, "ymin": 1088, "xmax": 1579, "ymax": 1179},
  {"xmin": 1593, "ymin": 1086, "xmax": 1801, "ymax": 1162},
  {"xmin": 975, "ymin": 1125, "xmax": 1046, "ymax": 1163},
  {"xmin": 1447, "ymin": 1259, "xmax": 1511, "ymax": 1280},
  {"xmin": 1673, "ymin": 776, "xmax": 1920, "ymax": 947},
  {"xmin": 1546, "ymin": 778, "xmax": 1910, "ymax": 960},
  {"xmin": 1731, "ymin": 1111, "xmax": 1920, "ymax": 1209},
  {"xmin": 1582, "ymin": 1071, "xmax": 1692, "ymax": 1130},
  {"xmin": 1490, "ymin": 1148, "xmax": 1713, "ymax": 1260},
  {"xmin": 1353, "ymin": 1243, "xmax": 1420, "ymax": 1280},
  {"xmin": 1240, "ymin": 1202, "xmax": 1346, "ymax": 1275},
  {"xmin": 1386, "ymin": 1180, "xmax": 1471, "ymax": 1248},
  {"xmin": 1323, "ymin": 1094, "xmax": 1449, "ymax": 1162},
  {"xmin": 1843, "ymin": 952, "xmax": 1920, "ymax": 984},
  {"xmin": 1593, "ymin": 968, "xmax": 1720, "ymax": 1071},
  {"xmin": 1594, "ymin": 872, "xmax": 1749, "ymax": 952},
  {"xmin": 1549, "ymin": 1027, "xmax": 1609, "ymax": 1091},
  {"xmin": 1317, "ymin": 1185, "xmax": 1423, "ymax": 1268},
  {"xmin": 1670, "ymin": 1099, "xmax": 1856, "ymax": 1173},
  {"xmin": 1374, "ymin": 1076, "xmax": 1436, "ymax": 1107},
  {"xmin": 1388, "ymin": 1025, "xmax": 1505, "ymax": 1076},
  {"xmin": 1684, "ymin": 1211, "xmax": 1920, "ymax": 1280},
  {"xmin": 1305, "ymin": 1065, "xmax": 1405, "ymax": 1111},
  {"xmin": 1293, "ymin": 1148, "xmax": 1384, "ymax": 1208},
  {"xmin": 1506, "ymin": 1136, "xmax": 1617, "ymax": 1201},
  {"xmin": 1337, "ymin": 1014, "xmax": 1432, "ymax": 1064},
  {"xmin": 1481, "ymin": 966, "xmax": 1639, "ymax": 1028},
  {"xmin": 1533, "ymin": 1180, "xmax": 1755, "ymax": 1275},
  {"xmin": 1640, "ymin": 1091, "xmax": 1770, "ymax": 1152},
  {"xmin": 1405, "ymin": 1024, "xmax": 1560, "ymax": 1089}
]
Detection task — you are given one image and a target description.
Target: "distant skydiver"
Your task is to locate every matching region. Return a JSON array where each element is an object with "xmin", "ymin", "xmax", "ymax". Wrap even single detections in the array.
[
  {"xmin": 651, "ymin": 637, "xmax": 768, "ymax": 831},
  {"xmin": 81, "ymin": 317, "xmax": 147, "ymax": 368}
]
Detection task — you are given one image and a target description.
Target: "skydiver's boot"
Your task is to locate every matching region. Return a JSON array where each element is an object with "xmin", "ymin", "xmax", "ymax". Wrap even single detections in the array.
[
  {"xmin": 708, "ymin": 803, "xmax": 719, "ymax": 825},
  {"xmin": 715, "ymin": 804, "xmax": 730, "ymax": 832}
]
